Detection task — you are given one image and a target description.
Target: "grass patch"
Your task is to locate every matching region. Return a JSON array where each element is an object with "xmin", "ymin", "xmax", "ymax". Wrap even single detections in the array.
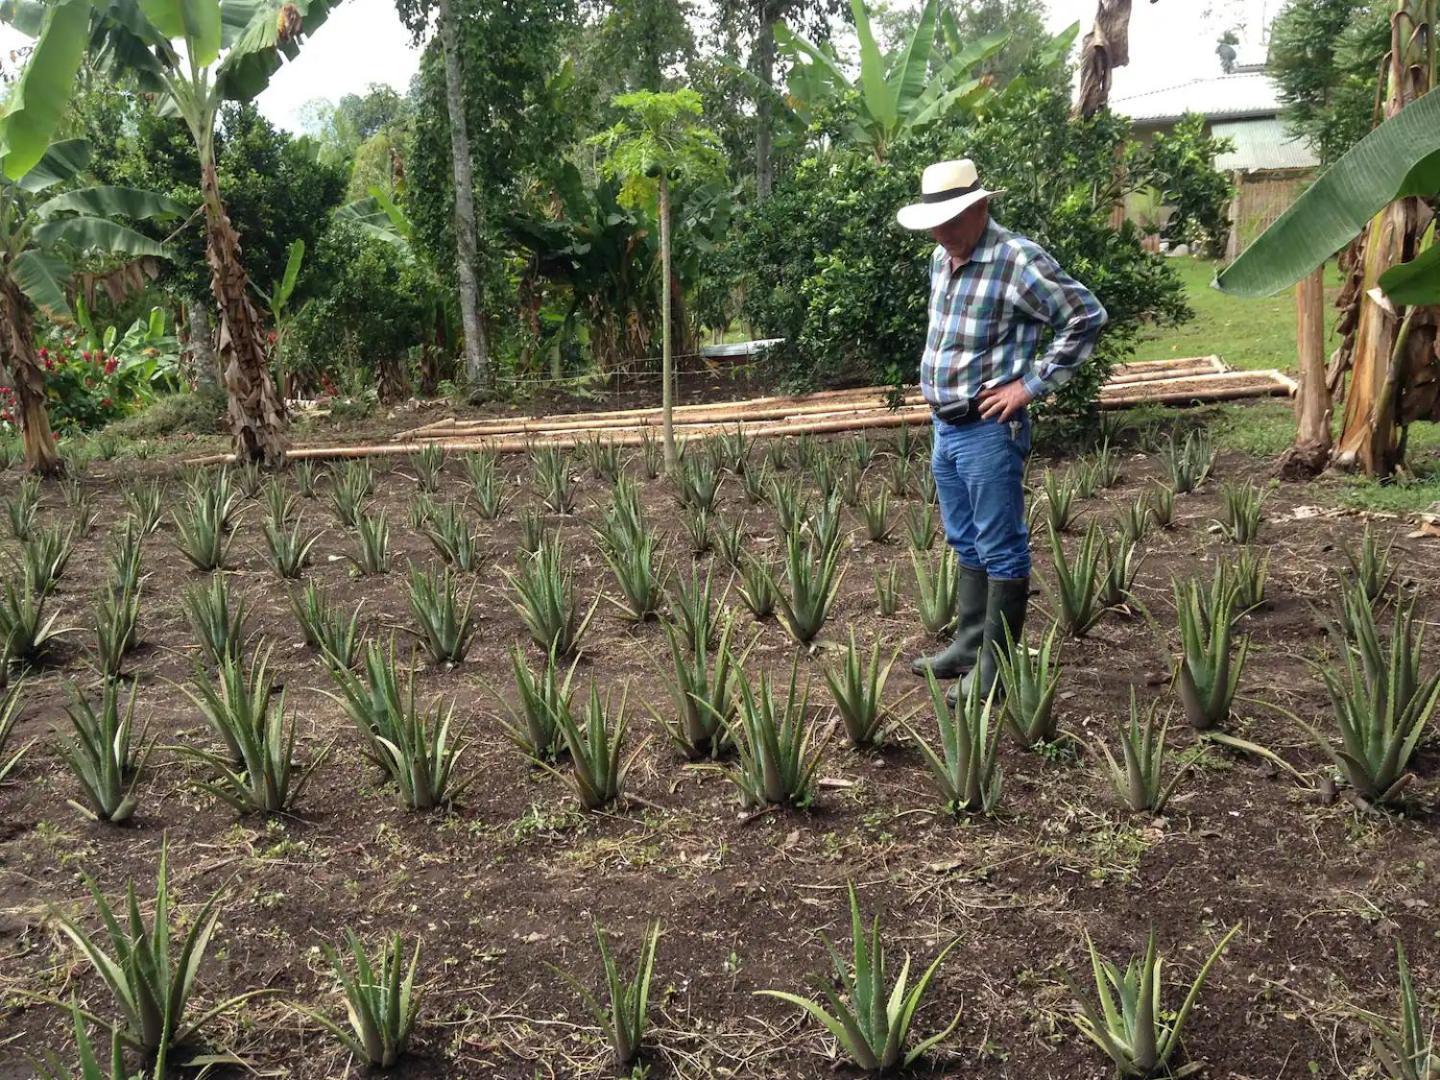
[{"xmin": 1134, "ymin": 256, "xmax": 1343, "ymax": 372}]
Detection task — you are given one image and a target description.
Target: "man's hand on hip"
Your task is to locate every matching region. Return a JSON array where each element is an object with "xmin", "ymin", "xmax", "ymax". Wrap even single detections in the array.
[{"xmin": 976, "ymin": 379, "xmax": 1033, "ymax": 422}]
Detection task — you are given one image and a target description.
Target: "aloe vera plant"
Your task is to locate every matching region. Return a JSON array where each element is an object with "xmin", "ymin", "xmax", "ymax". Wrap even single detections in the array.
[
  {"xmin": 407, "ymin": 565, "xmax": 479, "ymax": 665},
  {"xmin": 1097, "ymin": 532, "xmax": 1143, "ymax": 610},
  {"xmin": 679, "ymin": 502, "xmax": 713, "ymax": 554},
  {"xmin": 34, "ymin": 999, "xmax": 130, "ymax": 1080},
  {"xmin": 600, "ymin": 522, "xmax": 667, "ymax": 622},
  {"xmin": 261, "ymin": 480, "xmax": 297, "ymax": 527},
  {"xmin": 349, "ymin": 510, "xmax": 391, "ymax": 575},
  {"xmin": 179, "ymin": 684, "xmax": 324, "ymax": 815},
  {"xmin": 182, "ymin": 645, "xmax": 278, "ymax": 766},
  {"xmin": 1362, "ymin": 943, "xmax": 1439, "ymax": 1080},
  {"xmin": 108, "ymin": 520, "xmax": 144, "ymax": 594},
  {"xmin": 731, "ymin": 660, "xmax": 826, "ymax": 807},
  {"xmin": 875, "ymin": 564, "xmax": 901, "ymax": 616},
  {"xmin": 1293, "ymin": 598, "xmax": 1439, "ymax": 806},
  {"xmin": 1343, "ymin": 524, "xmax": 1397, "ymax": 606},
  {"xmin": 552, "ymin": 921, "xmax": 661, "ymax": 1067},
  {"xmin": 302, "ymin": 931, "xmax": 423, "ymax": 1068},
  {"xmin": 548, "ymin": 682, "xmax": 637, "ymax": 810},
  {"xmin": 509, "ymin": 540, "xmax": 596, "ymax": 659},
  {"xmin": 741, "ymin": 461, "xmax": 771, "ymax": 505},
  {"xmin": 261, "ymin": 514, "xmax": 320, "ymax": 580},
  {"xmin": 532, "ymin": 445, "xmax": 576, "ymax": 514},
  {"xmin": 0, "ymin": 579, "xmax": 70, "ymax": 664},
  {"xmin": 410, "ymin": 444, "xmax": 446, "ymax": 492},
  {"xmin": 676, "ymin": 452, "xmax": 723, "ymax": 510},
  {"xmin": 1064, "ymin": 925, "xmax": 1240, "ymax": 1079},
  {"xmin": 911, "ymin": 547, "xmax": 958, "ymax": 637},
  {"xmin": 1215, "ymin": 480, "xmax": 1266, "ymax": 543},
  {"xmin": 289, "ymin": 581, "xmax": 364, "ymax": 668},
  {"xmin": 823, "ymin": 630, "xmax": 898, "ymax": 748},
  {"xmin": 93, "ymin": 582, "xmax": 141, "ymax": 680},
  {"xmin": 0, "ymin": 680, "xmax": 29, "ymax": 783},
  {"xmin": 329, "ymin": 461, "xmax": 373, "ymax": 527},
  {"xmin": 50, "ymin": 842, "xmax": 267, "ymax": 1072},
  {"xmin": 860, "ymin": 488, "xmax": 893, "ymax": 543},
  {"xmin": 1158, "ymin": 430, "xmax": 1215, "ymax": 494},
  {"xmin": 775, "ymin": 531, "xmax": 843, "ymax": 645},
  {"xmin": 375, "ymin": 692, "xmax": 470, "ymax": 809},
  {"xmin": 906, "ymin": 671, "xmax": 1003, "ymax": 816},
  {"xmin": 423, "ymin": 501, "xmax": 484, "ymax": 572},
  {"xmin": 501, "ymin": 644, "xmax": 575, "ymax": 763},
  {"xmin": 293, "ymin": 460, "xmax": 321, "ymax": 499},
  {"xmin": 123, "ymin": 480, "xmax": 164, "ymax": 536},
  {"xmin": 1098, "ymin": 691, "xmax": 1193, "ymax": 813},
  {"xmin": 1047, "ymin": 523, "xmax": 1106, "ymax": 637},
  {"xmin": 15, "ymin": 523, "xmax": 75, "ymax": 597},
  {"xmin": 758, "ymin": 885, "xmax": 962, "ymax": 1074},
  {"xmin": 1148, "ymin": 481, "xmax": 1175, "ymax": 528},
  {"xmin": 323, "ymin": 639, "xmax": 409, "ymax": 770},
  {"xmin": 56, "ymin": 681, "xmax": 150, "ymax": 823},
  {"xmin": 996, "ymin": 621, "xmax": 1063, "ymax": 748},
  {"xmin": 5, "ymin": 475, "xmax": 40, "ymax": 539},
  {"xmin": 905, "ymin": 501, "xmax": 937, "ymax": 551},
  {"xmin": 668, "ymin": 564, "xmax": 717, "ymax": 652},
  {"xmin": 1174, "ymin": 577, "xmax": 1248, "ymax": 731},
  {"xmin": 464, "ymin": 451, "xmax": 506, "ymax": 519},
  {"xmin": 1041, "ymin": 469, "xmax": 1082, "ymax": 533},
  {"xmin": 183, "ymin": 574, "xmax": 248, "ymax": 668},
  {"xmin": 174, "ymin": 478, "xmax": 239, "ymax": 572},
  {"xmin": 1117, "ymin": 493, "xmax": 1151, "ymax": 544},
  {"xmin": 655, "ymin": 615, "xmax": 743, "ymax": 759},
  {"xmin": 736, "ymin": 554, "xmax": 777, "ymax": 620}
]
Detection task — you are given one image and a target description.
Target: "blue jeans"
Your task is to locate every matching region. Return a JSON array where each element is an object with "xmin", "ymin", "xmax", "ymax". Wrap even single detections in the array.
[{"xmin": 931, "ymin": 411, "xmax": 1031, "ymax": 580}]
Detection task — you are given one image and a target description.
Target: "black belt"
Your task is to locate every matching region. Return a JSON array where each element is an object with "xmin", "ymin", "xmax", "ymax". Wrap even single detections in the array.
[{"xmin": 931, "ymin": 398, "xmax": 982, "ymax": 425}]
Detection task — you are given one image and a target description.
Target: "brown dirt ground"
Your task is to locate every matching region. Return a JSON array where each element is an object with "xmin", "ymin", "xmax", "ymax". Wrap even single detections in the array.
[{"xmin": 3, "ymin": 411, "xmax": 1440, "ymax": 1080}]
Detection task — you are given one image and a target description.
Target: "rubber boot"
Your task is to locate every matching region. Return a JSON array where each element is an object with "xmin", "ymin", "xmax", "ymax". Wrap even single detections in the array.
[
  {"xmin": 950, "ymin": 577, "xmax": 1030, "ymax": 705},
  {"xmin": 910, "ymin": 565, "xmax": 988, "ymax": 680}
]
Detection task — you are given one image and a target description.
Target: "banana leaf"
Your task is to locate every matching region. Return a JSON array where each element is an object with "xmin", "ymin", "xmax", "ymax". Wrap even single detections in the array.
[
  {"xmin": 16, "ymin": 138, "xmax": 92, "ymax": 194},
  {"xmin": 36, "ymin": 185, "xmax": 188, "ymax": 221},
  {"xmin": 32, "ymin": 217, "xmax": 171, "ymax": 259},
  {"xmin": 1215, "ymin": 88, "xmax": 1440, "ymax": 298},
  {"xmin": 0, "ymin": 0, "xmax": 92, "ymax": 180},
  {"xmin": 12, "ymin": 250, "xmax": 73, "ymax": 317},
  {"xmin": 1377, "ymin": 225, "xmax": 1440, "ymax": 304}
]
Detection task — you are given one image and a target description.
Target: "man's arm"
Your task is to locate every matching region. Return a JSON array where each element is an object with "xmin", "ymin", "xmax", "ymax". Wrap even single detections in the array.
[{"xmin": 1010, "ymin": 245, "xmax": 1108, "ymax": 402}]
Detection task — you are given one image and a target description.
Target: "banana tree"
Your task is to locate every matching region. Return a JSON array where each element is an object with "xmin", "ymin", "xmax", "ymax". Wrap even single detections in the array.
[
  {"xmin": 1, "ymin": 0, "xmax": 340, "ymax": 467},
  {"xmin": 1216, "ymin": 7, "xmax": 1438, "ymax": 479},
  {"xmin": 0, "ymin": 138, "xmax": 184, "ymax": 475},
  {"xmin": 775, "ymin": 0, "xmax": 1009, "ymax": 161},
  {"xmin": 252, "ymin": 237, "xmax": 304, "ymax": 397}
]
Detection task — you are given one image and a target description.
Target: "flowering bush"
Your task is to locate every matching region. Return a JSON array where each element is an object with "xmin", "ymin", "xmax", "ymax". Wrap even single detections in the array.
[{"xmin": 0, "ymin": 309, "xmax": 187, "ymax": 435}]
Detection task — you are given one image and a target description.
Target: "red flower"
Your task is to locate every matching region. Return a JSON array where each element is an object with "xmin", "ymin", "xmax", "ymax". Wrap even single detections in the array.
[
  {"xmin": 43, "ymin": 358, "xmax": 54, "ymax": 370},
  {"xmin": 103, "ymin": 358, "xmax": 118, "ymax": 376},
  {"xmin": 100, "ymin": 397, "xmax": 113, "ymax": 408},
  {"xmin": 81, "ymin": 350, "xmax": 91, "ymax": 362},
  {"xmin": 37, "ymin": 347, "xmax": 47, "ymax": 360}
]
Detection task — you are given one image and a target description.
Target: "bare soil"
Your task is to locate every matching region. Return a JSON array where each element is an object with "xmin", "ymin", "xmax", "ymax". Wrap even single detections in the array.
[{"xmin": 3, "ymin": 414, "xmax": 1440, "ymax": 1080}]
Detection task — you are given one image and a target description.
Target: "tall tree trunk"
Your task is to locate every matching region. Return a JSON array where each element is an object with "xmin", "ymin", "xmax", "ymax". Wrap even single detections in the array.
[
  {"xmin": 659, "ymin": 173, "xmax": 677, "ymax": 473},
  {"xmin": 1076, "ymin": 0, "xmax": 1134, "ymax": 118},
  {"xmin": 1330, "ymin": 0, "xmax": 1435, "ymax": 477},
  {"xmin": 1279, "ymin": 265, "xmax": 1332, "ymax": 478},
  {"xmin": 755, "ymin": 12, "xmax": 775, "ymax": 201},
  {"xmin": 189, "ymin": 296, "xmax": 219, "ymax": 393},
  {"xmin": 438, "ymin": 0, "xmax": 490, "ymax": 390},
  {"xmin": 0, "ymin": 281, "xmax": 62, "ymax": 477},
  {"xmin": 201, "ymin": 158, "xmax": 286, "ymax": 467}
]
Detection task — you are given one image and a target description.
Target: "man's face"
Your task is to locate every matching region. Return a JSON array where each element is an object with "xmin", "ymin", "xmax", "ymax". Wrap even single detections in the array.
[{"xmin": 930, "ymin": 199, "xmax": 989, "ymax": 259}]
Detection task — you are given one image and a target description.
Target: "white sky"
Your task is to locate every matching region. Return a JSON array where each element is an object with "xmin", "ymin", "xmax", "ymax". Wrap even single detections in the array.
[{"xmin": 0, "ymin": 0, "xmax": 1279, "ymax": 134}]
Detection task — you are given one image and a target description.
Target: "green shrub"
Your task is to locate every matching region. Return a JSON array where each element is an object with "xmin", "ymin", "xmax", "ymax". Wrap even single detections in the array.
[{"xmin": 106, "ymin": 387, "xmax": 226, "ymax": 438}]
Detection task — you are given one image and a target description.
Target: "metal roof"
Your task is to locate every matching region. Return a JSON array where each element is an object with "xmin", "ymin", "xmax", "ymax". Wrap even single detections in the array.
[
  {"xmin": 1212, "ymin": 116, "xmax": 1318, "ymax": 171},
  {"xmin": 1112, "ymin": 70, "xmax": 1284, "ymax": 124}
]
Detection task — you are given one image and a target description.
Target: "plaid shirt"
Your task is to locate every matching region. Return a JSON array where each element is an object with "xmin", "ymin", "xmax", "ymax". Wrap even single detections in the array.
[{"xmin": 920, "ymin": 219, "xmax": 1107, "ymax": 409}]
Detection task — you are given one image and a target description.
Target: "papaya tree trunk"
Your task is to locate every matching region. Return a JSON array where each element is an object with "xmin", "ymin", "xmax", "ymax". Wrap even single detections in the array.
[
  {"xmin": 0, "ymin": 280, "xmax": 62, "ymax": 476},
  {"xmin": 200, "ymin": 157, "xmax": 286, "ymax": 466},
  {"xmin": 1331, "ymin": 0, "xmax": 1435, "ymax": 477},
  {"xmin": 755, "ymin": 12, "xmax": 775, "ymax": 202},
  {"xmin": 1279, "ymin": 265, "xmax": 1332, "ymax": 477},
  {"xmin": 659, "ymin": 172, "xmax": 676, "ymax": 473}
]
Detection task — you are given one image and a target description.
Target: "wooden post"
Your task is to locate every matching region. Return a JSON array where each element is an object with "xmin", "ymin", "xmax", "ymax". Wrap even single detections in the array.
[{"xmin": 1280, "ymin": 264, "xmax": 1333, "ymax": 477}]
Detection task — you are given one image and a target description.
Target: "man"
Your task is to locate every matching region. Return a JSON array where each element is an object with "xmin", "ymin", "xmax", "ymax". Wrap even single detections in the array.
[{"xmin": 897, "ymin": 158, "xmax": 1107, "ymax": 700}]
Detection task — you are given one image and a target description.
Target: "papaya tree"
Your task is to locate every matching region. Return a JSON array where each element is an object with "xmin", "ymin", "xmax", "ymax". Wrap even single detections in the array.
[
  {"xmin": 1216, "ymin": 6, "xmax": 1438, "ymax": 479},
  {"xmin": 0, "ymin": 138, "xmax": 184, "ymax": 475},
  {"xmin": 591, "ymin": 89, "xmax": 725, "ymax": 474},
  {"xmin": 1, "ymin": 0, "xmax": 340, "ymax": 466},
  {"xmin": 774, "ymin": 0, "xmax": 1009, "ymax": 162}
]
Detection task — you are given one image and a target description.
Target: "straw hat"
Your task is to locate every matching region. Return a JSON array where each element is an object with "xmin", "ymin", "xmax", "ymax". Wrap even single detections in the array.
[{"xmin": 896, "ymin": 158, "xmax": 1004, "ymax": 231}]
